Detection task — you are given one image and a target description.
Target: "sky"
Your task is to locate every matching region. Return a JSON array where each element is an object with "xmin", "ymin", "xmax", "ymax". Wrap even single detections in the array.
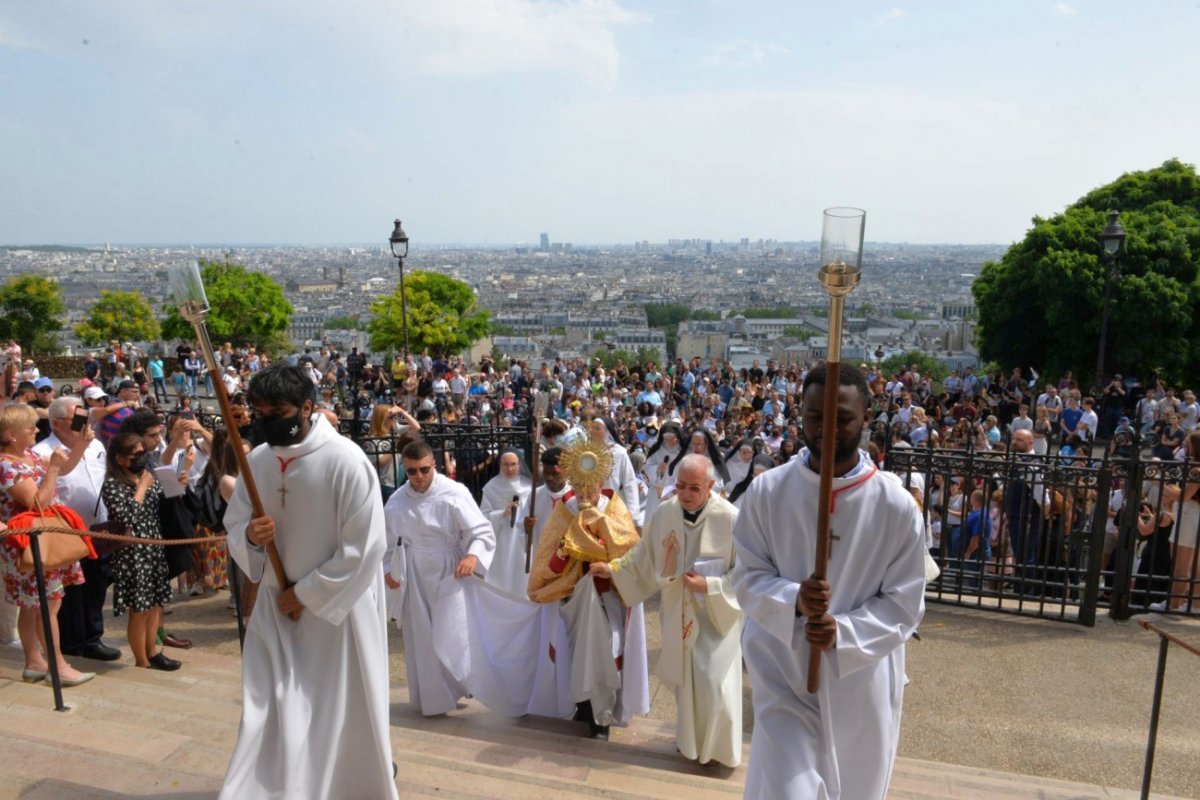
[{"xmin": 1, "ymin": 1, "xmax": 1197, "ymax": 247}]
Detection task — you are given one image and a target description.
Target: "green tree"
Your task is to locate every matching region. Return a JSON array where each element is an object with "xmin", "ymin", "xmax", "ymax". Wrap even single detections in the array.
[
  {"xmin": 879, "ymin": 350, "xmax": 949, "ymax": 385},
  {"xmin": 75, "ymin": 290, "xmax": 160, "ymax": 346},
  {"xmin": 592, "ymin": 348, "xmax": 638, "ymax": 371},
  {"xmin": 161, "ymin": 259, "xmax": 294, "ymax": 352},
  {"xmin": 691, "ymin": 309, "xmax": 722, "ymax": 321},
  {"xmin": 974, "ymin": 159, "xmax": 1200, "ymax": 388},
  {"xmin": 0, "ymin": 274, "xmax": 66, "ymax": 355},
  {"xmin": 368, "ymin": 271, "xmax": 491, "ymax": 356},
  {"xmin": 324, "ymin": 315, "xmax": 365, "ymax": 331},
  {"xmin": 782, "ymin": 326, "xmax": 812, "ymax": 340},
  {"xmin": 643, "ymin": 303, "xmax": 692, "ymax": 329}
]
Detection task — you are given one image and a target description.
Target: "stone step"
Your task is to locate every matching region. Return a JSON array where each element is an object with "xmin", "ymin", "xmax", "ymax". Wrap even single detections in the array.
[{"xmin": 0, "ymin": 643, "xmax": 1189, "ymax": 800}]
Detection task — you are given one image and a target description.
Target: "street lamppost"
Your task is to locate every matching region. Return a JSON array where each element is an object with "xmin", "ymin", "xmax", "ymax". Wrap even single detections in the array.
[
  {"xmin": 389, "ymin": 218, "xmax": 410, "ymax": 359},
  {"xmin": 1094, "ymin": 209, "xmax": 1126, "ymax": 387}
]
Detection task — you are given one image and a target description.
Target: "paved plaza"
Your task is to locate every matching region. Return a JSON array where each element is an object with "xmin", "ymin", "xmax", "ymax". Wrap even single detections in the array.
[{"xmin": 0, "ymin": 591, "xmax": 1196, "ymax": 799}]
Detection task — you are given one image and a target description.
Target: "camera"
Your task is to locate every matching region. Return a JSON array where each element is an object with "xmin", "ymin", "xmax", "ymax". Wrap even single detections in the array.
[{"xmin": 70, "ymin": 410, "xmax": 88, "ymax": 432}]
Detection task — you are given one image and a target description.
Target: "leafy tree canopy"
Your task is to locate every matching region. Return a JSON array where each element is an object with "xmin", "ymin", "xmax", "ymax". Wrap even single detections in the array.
[
  {"xmin": 368, "ymin": 271, "xmax": 491, "ymax": 357},
  {"xmin": 879, "ymin": 350, "xmax": 949, "ymax": 385},
  {"xmin": 75, "ymin": 290, "xmax": 160, "ymax": 346},
  {"xmin": 0, "ymin": 274, "xmax": 66, "ymax": 355},
  {"xmin": 161, "ymin": 259, "xmax": 294, "ymax": 353},
  {"xmin": 973, "ymin": 159, "xmax": 1200, "ymax": 388},
  {"xmin": 324, "ymin": 315, "xmax": 365, "ymax": 331},
  {"xmin": 592, "ymin": 346, "xmax": 661, "ymax": 372},
  {"xmin": 643, "ymin": 303, "xmax": 692, "ymax": 329}
]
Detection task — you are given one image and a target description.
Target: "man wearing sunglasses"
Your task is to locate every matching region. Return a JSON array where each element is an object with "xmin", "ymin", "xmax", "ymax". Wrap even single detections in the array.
[
  {"xmin": 384, "ymin": 438, "xmax": 495, "ymax": 717},
  {"xmin": 221, "ymin": 363, "xmax": 397, "ymax": 799}
]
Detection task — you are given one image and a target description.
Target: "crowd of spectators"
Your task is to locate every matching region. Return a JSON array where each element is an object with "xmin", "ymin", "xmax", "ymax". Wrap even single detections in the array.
[{"xmin": 3, "ymin": 340, "xmax": 1198, "ymax": 677}]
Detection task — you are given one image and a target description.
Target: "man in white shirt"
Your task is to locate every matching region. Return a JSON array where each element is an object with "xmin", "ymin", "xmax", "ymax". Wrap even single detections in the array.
[
  {"xmin": 1079, "ymin": 398, "xmax": 1100, "ymax": 443},
  {"xmin": 1179, "ymin": 390, "xmax": 1199, "ymax": 432},
  {"xmin": 33, "ymin": 397, "xmax": 120, "ymax": 662}
]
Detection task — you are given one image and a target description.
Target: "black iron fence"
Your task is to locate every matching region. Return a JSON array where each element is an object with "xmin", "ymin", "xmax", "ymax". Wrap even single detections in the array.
[
  {"xmin": 888, "ymin": 430, "xmax": 1200, "ymax": 626},
  {"xmin": 349, "ymin": 421, "xmax": 535, "ymax": 504}
]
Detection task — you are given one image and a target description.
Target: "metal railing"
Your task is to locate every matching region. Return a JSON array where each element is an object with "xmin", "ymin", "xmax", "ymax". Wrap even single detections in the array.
[
  {"xmin": 1138, "ymin": 621, "xmax": 1200, "ymax": 800},
  {"xmin": 887, "ymin": 429, "xmax": 1200, "ymax": 625}
]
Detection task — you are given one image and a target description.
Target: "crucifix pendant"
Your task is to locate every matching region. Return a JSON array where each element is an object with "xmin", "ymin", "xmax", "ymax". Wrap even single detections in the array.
[{"xmin": 276, "ymin": 456, "xmax": 298, "ymax": 509}]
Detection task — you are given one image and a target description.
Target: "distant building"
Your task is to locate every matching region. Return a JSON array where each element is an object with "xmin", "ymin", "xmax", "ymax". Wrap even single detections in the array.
[
  {"xmin": 539, "ymin": 233, "xmax": 550, "ymax": 252},
  {"xmin": 940, "ymin": 298, "xmax": 976, "ymax": 319}
]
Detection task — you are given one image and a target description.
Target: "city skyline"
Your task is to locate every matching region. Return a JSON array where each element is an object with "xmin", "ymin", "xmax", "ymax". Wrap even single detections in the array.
[{"xmin": 2, "ymin": 2, "xmax": 1197, "ymax": 246}]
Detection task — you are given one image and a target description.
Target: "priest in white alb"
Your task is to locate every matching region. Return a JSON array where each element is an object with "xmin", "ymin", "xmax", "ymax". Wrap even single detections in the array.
[
  {"xmin": 590, "ymin": 453, "xmax": 743, "ymax": 767},
  {"xmin": 733, "ymin": 364, "xmax": 925, "ymax": 800},
  {"xmin": 222, "ymin": 363, "xmax": 398, "ymax": 800},
  {"xmin": 527, "ymin": 437, "xmax": 650, "ymax": 738},
  {"xmin": 480, "ymin": 448, "xmax": 532, "ymax": 596},
  {"xmin": 384, "ymin": 438, "xmax": 495, "ymax": 716}
]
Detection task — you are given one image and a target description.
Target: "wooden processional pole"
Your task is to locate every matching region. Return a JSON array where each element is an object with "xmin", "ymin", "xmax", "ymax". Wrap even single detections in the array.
[
  {"xmin": 171, "ymin": 262, "xmax": 295, "ymax": 617},
  {"xmin": 807, "ymin": 207, "xmax": 865, "ymax": 694}
]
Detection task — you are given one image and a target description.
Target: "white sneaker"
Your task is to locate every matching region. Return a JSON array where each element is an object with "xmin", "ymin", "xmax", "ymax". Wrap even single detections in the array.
[{"xmin": 1149, "ymin": 601, "xmax": 1168, "ymax": 612}]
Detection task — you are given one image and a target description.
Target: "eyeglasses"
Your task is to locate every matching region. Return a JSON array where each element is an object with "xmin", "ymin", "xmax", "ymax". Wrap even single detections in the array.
[{"xmin": 404, "ymin": 465, "xmax": 433, "ymax": 476}]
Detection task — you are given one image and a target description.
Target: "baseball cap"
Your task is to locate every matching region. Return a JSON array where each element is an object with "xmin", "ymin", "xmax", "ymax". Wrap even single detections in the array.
[
  {"xmin": 84, "ymin": 387, "xmax": 107, "ymax": 401},
  {"xmin": 117, "ymin": 379, "xmax": 138, "ymax": 391},
  {"xmin": 33, "ymin": 377, "xmax": 54, "ymax": 391}
]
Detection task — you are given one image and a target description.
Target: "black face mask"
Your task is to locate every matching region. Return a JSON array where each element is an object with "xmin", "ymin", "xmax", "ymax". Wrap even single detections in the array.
[
  {"xmin": 257, "ymin": 411, "xmax": 306, "ymax": 447},
  {"xmin": 129, "ymin": 453, "xmax": 149, "ymax": 474}
]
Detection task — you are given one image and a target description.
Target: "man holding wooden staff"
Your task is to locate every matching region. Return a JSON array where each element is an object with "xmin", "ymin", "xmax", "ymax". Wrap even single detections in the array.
[
  {"xmin": 732, "ymin": 364, "xmax": 925, "ymax": 799},
  {"xmin": 221, "ymin": 363, "xmax": 397, "ymax": 799}
]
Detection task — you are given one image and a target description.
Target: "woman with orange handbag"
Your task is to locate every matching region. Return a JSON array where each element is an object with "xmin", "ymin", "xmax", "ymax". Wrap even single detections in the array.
[{"xmin": 0, "ymin": 403, "xmax": 95, "ymax": 686}]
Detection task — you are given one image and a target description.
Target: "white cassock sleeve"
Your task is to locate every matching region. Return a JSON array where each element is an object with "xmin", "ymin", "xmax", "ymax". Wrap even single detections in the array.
[
  {"xmin": 731, "ymin": 482, "xmax": 802, "ymax": 649},
  {"xmin": 290, "ymin": 460, "xmax": 388, "ymax": 626},
  {"xmin": 455, "ymin": 493, "xmax": 497, "ymax": 572},
  {"xmin": 383, "ymin": 490, "xmax": 407, "ymax": 592},
  {"xmin": 703, "ymin": 566, "xmax": 742, "ymax": 637},
  {"xmin": 828, "ymin": 498, "xmax": 926, "ymax": 680}
]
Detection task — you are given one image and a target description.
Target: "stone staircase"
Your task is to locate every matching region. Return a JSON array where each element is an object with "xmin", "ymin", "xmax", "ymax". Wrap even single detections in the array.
[{"xmin": 0, "ymin": 644, "xmax": 1182, "ymax": 799}]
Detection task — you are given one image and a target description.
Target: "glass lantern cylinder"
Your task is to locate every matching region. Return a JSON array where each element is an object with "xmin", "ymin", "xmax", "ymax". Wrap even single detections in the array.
[
  {"xmin": 819, "ymin": 207, "xmax": 866, "ymax": 271},
  {"xmin": 169, "ymin": 260, "xmax": 219, "ymax": 372},
  {"xmin": 169, "ymin": 260, "xmax": 210, "ymax": 324}
]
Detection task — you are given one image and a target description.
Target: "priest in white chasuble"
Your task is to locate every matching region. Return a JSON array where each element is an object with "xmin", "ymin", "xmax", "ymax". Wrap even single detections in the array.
[
  {"xmin": 384, "ymin": 437, "xmax": 495, "ymax": 717},
  {"xmin": 733, "ymin": 363, "xmax": 926, "ymax": 800},
  {"xmin": 480, "ymin": 448, "xmax": 533, "ymax": 596},
  {"xmin": 590, "ymin": 453, "xmax": 743, "ymax": 767},
  {"xmin": 222, "ymin": 363, "xmax": 397, "ymax": 800}
]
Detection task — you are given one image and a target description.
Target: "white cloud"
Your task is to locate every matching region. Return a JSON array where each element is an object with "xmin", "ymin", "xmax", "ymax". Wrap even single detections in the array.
[
  {"xmin": 874, "ymin": 8, "xmax": 907, "ymax": 26},
  {"xmin": 1053, "ymin": 3, "xmax": 1078, "ymax": 16},
  {"xmin": 703, "ymin": 39, "xmax": 788, "ymax": 68},
  {"xmin": 398, "ymin": 0, "xmax": 648, "ymax": 90}
]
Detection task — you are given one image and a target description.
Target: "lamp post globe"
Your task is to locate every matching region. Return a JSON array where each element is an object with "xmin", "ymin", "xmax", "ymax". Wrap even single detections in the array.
[
  {"xmin": 389, "ymin": 219, "xmax": 411, "ymax": 360},
  {"xmin": 1094, "ymin": 210, "xmax": 1126, "ymax": 388}
]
